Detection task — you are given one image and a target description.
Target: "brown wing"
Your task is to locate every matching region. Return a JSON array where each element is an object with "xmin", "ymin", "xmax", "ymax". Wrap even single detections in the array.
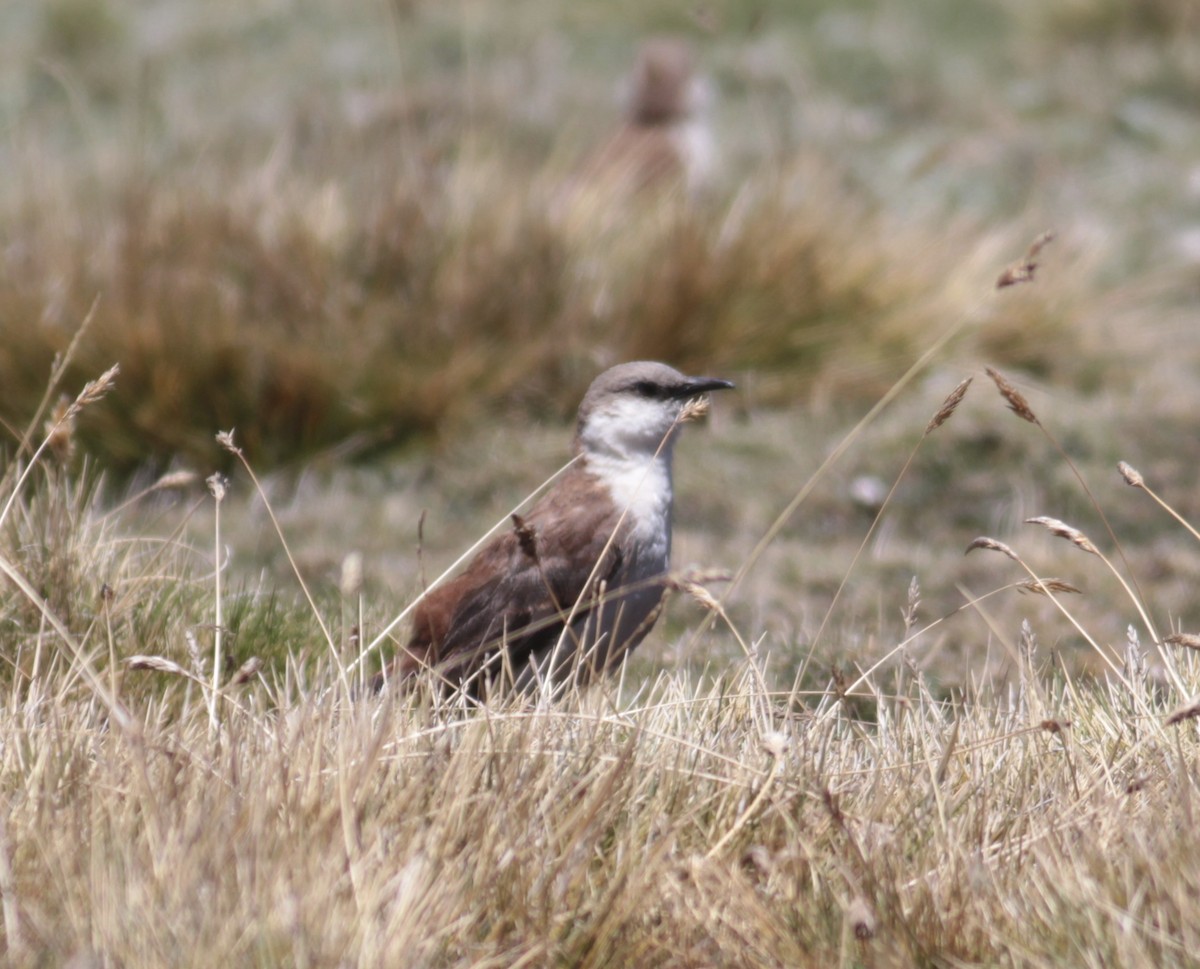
[{"xmin": 387, "ymin": 466, "xmax": 628, "ymax": 693}]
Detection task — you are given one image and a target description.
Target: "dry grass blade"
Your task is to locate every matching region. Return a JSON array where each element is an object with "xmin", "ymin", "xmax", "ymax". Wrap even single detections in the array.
[
  {"xmin": 984, "ymin": 367, "xmax": 1039, "ymax": 424},
  {"xmin": 1016, "ymin": 578, "xmax": 1083, "ymax": 595},
  {"xmin": 996, "ymin": 229, "xmax": 1056, "ymax": 288},
  {"xmin": 1025, "ymin": 516, "xmax": 1099, "ymax": 555},
  {"xmin": 1163, "ymin": 634, "xmax": 1200, "ymax": 651},
  {"xmin": 924, "ymin": 376, "xmax": 973, "ymax": 435},
  {"xmin": 964, "ymin": 536, "xmax": 1020, "ymax": 562},
  {"xmin": 127, "ymin": 655, "xmax": 191, "ymax": 677}
]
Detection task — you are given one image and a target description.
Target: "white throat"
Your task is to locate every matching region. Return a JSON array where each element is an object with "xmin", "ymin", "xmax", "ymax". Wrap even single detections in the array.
[
  {"xmin": 577, "ymin": 400, "xmax": 680, "ymax": 556},
  {"xmin": 585, "ymin": 445, "xmax": 675, "ymax": 544}
]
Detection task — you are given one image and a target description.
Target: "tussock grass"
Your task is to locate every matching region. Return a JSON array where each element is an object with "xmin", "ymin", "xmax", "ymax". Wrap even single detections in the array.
[{"xmin": 1, "ymin": 153, "xmax": 1094, "ymax": 475}]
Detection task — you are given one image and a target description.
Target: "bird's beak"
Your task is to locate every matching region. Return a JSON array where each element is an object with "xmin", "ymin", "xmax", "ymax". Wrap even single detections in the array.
[{"xmin": 673, "ymin": 376, "xmax": 735, "ymax": 399}]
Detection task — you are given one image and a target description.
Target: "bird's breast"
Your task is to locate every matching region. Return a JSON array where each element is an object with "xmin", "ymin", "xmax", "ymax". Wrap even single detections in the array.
[{"xmin": 583, "ymin": 452, "xmax": 674, "ymax": 569}]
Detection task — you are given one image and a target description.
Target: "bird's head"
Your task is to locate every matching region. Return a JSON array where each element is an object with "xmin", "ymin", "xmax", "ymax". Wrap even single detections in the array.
[{"xmin": 574, "ymin": 361, "xmax": 734, "ymax": 460}]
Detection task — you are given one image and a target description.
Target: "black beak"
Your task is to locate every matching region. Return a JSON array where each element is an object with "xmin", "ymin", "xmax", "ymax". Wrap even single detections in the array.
[{"xmin": 671, "ymin": 376, "xmax": 735, "ymax": 399}]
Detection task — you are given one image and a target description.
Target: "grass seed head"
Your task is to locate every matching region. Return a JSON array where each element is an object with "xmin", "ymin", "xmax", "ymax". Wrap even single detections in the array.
[
  {"xmin": 1118, "ymin": 461, "xmax": 1145, "ymax": 488},
  {"xmin": 73, "ymin": 363, "xmax": 120, "ymax": 411},
  {"xmin": 985, "ymin": 367, "xmax": 1039, "ymax": 424},
  {"xmin": 665, "ymin": 568, "xmax": 733, "ymax": 611},
  {"xmin": 206, "ymin": 473, "xmax": 228, "ymax": 502},
  {"xmin": 761, "ymin": 731, "xmax": 790, "ymax": 759},
  {"xmin": 1025, "ymin": 516, "xmax": 1099, "ymax": 555},
  {"xmin": 965, "ymin": 536, "xmax": 1020, "ymax": 562},
  {"xmin": 996, "ymin": 229, "xmax": 1056, "ymax": 288},
  {"xmin": 215, "ymin": 429, "xmax": 240, "ymax": 455},
  {"xmin": 340, "ymin": 552, "xmax": 364, "ymax": 598},
  {"xmin": 678, "ymin": 395, "xmax": 712, "ymax": 424},
  {"xmin": 924, "ymin": 376, "xmax": 973, "ymax": 435},
  {"xmin": 153, "ymin": 470, "xmax": 200, "ymax": 491},
  {"xmin": 1016, "ymin": 578, "xmax": 1083, "ymax": 595}
]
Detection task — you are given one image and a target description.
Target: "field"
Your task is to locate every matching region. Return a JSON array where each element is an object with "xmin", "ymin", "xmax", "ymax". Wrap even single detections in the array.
[{"xmin": 4, "ymin": 0, "xmax": 1200, "ymax": 965}]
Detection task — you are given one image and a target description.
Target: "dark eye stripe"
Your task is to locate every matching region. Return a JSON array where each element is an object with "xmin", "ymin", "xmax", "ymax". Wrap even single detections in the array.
[{"xmin": 631, "ymin": 380, "xmax": 663, "ymax": 398}]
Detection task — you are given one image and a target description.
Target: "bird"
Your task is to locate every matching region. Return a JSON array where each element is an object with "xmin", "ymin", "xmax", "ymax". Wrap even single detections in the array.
[
  {"xmin": 377, "ymin": 361, "xmax": 734, "ymax": 698},
  {"xmin": 574, "ymin": 37, "xmax": 716, "ymax": 202}
]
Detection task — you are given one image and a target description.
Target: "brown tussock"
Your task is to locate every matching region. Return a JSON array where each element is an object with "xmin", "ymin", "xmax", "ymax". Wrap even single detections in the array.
[{"xmin": 1040, "ymin": 718, "xmax": 1071, "ymax": 734}]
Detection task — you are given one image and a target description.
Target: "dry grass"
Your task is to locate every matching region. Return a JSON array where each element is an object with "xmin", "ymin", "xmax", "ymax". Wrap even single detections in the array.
[
  {"xmin": 1, "ymin": 150, "xmax": 1098, "ymax": 476},
  {"xmin": 6, "ymin": 455, "xmax": 1200, "ymax": 966},
  {"xmin": 10, "ymin": 653, "xmax": 1200, "ymax": 967},
  {"xmin": 5, "ymin": 335, "xmax": 1200, "ymax": 965}
]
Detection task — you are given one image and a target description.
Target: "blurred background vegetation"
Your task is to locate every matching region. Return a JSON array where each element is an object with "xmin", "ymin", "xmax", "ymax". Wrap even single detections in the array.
[{"xmin": 3, "ymin": 0, "xmax": 1198, "ymax": 473}]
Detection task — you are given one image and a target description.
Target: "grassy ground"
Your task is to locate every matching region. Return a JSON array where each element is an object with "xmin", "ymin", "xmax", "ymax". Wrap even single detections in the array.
[{"xmin": 5, "ymin": 0, "xmax": 1200, "ymax": 964}]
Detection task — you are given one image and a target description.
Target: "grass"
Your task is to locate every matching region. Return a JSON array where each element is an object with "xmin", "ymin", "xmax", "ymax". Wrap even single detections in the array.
[
  {"xmin": 6, "ymin": 273, "xmax": 1200, "ymax": 962},
  {"xmin": 6, "ymin": 430, "xmax": 1200, "ymax": 965},
  {"xmin": 5, "ymin": 0, "xmax": 1200, "ymax": 964}
]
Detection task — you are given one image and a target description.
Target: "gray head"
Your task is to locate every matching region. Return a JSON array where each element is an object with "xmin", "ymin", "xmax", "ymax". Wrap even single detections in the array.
[{"xmin": 574, "ymin": 361, "xmax": 734, "ymax": 459}]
